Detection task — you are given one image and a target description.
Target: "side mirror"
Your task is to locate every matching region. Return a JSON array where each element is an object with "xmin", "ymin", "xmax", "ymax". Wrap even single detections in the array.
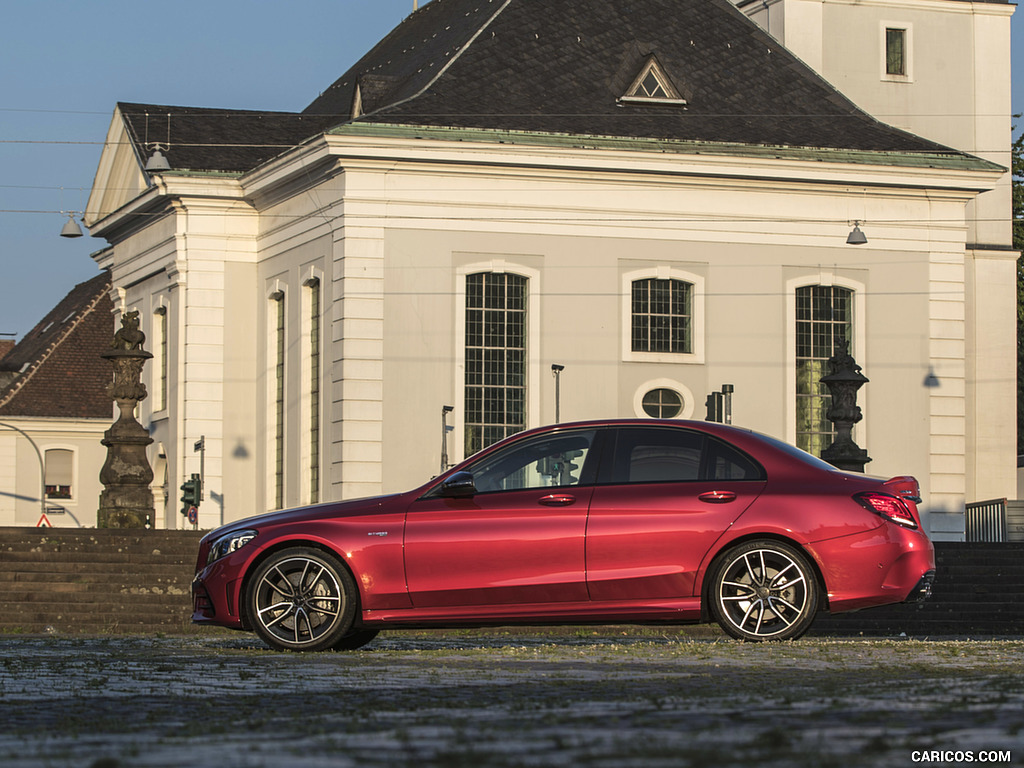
[{"xmin": 439, "ymin": 471, "xmax": 477, "ymax": 498}]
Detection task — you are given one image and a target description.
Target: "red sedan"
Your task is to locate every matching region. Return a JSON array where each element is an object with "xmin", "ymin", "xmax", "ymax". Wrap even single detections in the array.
[{"xmin": 192, "ymin": 420, "xmax": 935, "ymax": 651}]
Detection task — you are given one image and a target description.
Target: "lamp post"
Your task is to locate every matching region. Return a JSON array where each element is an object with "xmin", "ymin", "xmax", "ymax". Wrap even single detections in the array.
[
  {"xmin": 551, "ymin": 364, "xmax": 564, "ymax": 424},
  {"xmin": 0, "ymin": 421, "xmax": 46, "ymax": 521}
]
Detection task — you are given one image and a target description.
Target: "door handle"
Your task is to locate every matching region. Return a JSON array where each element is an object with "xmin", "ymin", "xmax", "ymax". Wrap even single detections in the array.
[
  {"xmin": 538, "ymin": 494, "xmax": 576, "ymax": 507},
  {"xmin": 698, "ymin": 490, "xmax": 737, "ymax": 504}
]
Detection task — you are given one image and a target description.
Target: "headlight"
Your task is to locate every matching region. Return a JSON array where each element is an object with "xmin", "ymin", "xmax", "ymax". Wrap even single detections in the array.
[{"xmin": 207, "ymin": 529, "xmax": 258, "ymax": 565}]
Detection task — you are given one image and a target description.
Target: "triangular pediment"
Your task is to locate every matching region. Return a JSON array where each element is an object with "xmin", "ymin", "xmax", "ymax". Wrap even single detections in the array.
[
  {"xmin": 620, "ymin": 56, "xmax": 687, "ymax": 105},
  {"xmin": 85, "ymin": 106, "xmax": 149, "ymax": 226}
]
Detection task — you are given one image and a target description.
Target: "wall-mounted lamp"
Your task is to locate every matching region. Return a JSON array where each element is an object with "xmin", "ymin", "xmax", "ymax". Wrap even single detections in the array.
[
  {"xmin": 846, "ymin": 221, "xmax": 867, "ymax": 245},
  {"xmin": 145, "ymin": 143, "xmax": 171, "ymax": 172},
  {"xmin": 60, "ymin": 213, "xmax": 83, "ymax": 238},
  {"xmin": 551, "ymin": 364, "xmax": 565, "ymax": 424}
]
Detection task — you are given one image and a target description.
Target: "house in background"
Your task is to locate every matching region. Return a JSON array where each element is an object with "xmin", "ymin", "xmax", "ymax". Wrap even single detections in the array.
[
  {"xmin": 0, "ymin": 271, "xmax": 113, "ymax": 527},
  {"xmin": 83, "ymin": 0, "xmax": 1014, "ymax": 539}
]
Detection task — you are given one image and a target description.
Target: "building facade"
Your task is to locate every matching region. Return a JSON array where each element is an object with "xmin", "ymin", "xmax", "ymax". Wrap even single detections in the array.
[{"xmin": 84, "ymin": 0, "xmax": 1014, "ymax": 539}]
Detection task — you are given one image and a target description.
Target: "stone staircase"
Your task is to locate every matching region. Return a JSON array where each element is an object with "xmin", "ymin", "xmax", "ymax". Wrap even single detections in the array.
[
  {"xmin": 0, "ymin": 527, "xmax": 205, "ymax": 635},
  {"xmin": 0, "ymin": 528, "xmax": 1020, "ymax": 637}
]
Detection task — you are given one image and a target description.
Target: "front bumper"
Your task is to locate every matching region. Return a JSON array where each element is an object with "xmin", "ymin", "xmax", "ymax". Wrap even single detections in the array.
[{"xmin": 191, "ymin": 554, "xmax": 249, "ymax": 629}]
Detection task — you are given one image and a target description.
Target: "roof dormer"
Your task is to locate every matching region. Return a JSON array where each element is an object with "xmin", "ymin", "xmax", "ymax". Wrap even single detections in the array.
[{"xmin": 619, "ymin": 56, "xmax": 687, "ymax": 106}]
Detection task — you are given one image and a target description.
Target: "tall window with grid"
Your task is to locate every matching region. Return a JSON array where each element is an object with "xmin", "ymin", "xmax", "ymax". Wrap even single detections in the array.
[
  {"xmin": 631, "ymin": 278, "xmax": 692, "ymax": 354},
  {"xmin": 796, "ymin": 285, "xmax": 853, "ymax": 457},
  {"xmin": 273, "ymin": 292, "xmax": 285, "ymax": 510},
  {"xmin": 308, "ymin": 280, "xmax": 321, "ymax": 504},
  {"xmin": 465, "ymin": 272, "xmax": 528, "ymax": 455},
  {"xmin": 153, "ymin": 307, "xmax": 167, "ymax": 412}
]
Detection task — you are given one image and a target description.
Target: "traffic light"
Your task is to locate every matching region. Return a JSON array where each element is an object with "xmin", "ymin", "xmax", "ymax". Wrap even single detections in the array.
[{"xmin": 180, "ymin": 474, "xmax": 202, "ymax": 516}]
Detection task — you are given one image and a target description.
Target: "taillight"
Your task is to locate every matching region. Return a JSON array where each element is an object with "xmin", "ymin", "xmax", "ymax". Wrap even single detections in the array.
[{"xmin": 853, "ymin": 492, "xmax": 918, "ymax": 529}]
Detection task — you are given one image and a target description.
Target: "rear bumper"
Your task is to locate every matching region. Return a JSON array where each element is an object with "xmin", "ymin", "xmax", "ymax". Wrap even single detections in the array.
[
  {"xmin": 904, "ymin": 569, "xmax": 935, "ymax": 604},
  {"xmin": 808, "ymin": 522, "xmax": 935, "ymax": 614}
]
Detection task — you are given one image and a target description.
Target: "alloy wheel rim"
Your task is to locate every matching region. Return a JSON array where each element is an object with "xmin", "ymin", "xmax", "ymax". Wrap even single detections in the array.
[
  {"xmin": 718, "ymin": 548, "xmax": 808, "ymax": 637},
  {"xmin": 254, "ymin": 557, "xmax": 345, "ymax": 646}
]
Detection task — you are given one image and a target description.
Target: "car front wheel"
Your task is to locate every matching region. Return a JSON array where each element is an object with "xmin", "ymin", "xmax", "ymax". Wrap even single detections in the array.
[
  {"xmin": 247, "ymin": 548, "xmax": 357, "ymax": 652},
  {"xmin": 710, "ymin": 540, "xmax": 819, "ymax": 642}
]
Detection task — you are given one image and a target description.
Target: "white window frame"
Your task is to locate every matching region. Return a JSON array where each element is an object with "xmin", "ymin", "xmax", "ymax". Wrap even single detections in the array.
[
  {"xmin": 151, "ymin": 298, "xmax": 169, "ymax": 417},
  {"xmin": 622, "ymin": 266, "xmax": 705, "ymax": 365},
  {"xmin": 631, "ymin": 378, "xmax": 696, "ymax": 420},
  {"xmin": 300, "ymin": 267, "xmax": 324, "ymax": 505},
  {"xmin": 454, "ymin": 259, "xmax": 541, "ymax": 465},
  {"xmin": 43, "ymin": 446, "xmax": 77, "ymax": 504},
  {"xmin": 881, "ymin": 22, "xmax": 913, "ymax": 83},
  {"xmin": 266, "ymin": 281, "xmax": 287, "ymax": 511}
]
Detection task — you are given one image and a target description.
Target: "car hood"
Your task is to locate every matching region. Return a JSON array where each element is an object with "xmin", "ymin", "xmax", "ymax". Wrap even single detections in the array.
[{"xmin": 202, "ymin": 494, "xmax": 403, "ymax": 542}]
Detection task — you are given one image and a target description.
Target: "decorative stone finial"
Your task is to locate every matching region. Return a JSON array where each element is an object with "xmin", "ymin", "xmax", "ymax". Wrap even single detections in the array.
[
  {"xmin": 820, "ymin": 337, "xmax": 871, "ymax": 473},
  {"xmin": 97, "ymin": 311, "xmax": 155, "ymax": 528}
]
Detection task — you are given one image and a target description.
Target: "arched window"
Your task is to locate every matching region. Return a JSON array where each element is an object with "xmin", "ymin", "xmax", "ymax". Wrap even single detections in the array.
[
  {"xmin": 271, "ymin": 290, "xmax": 285, "ymax": 509},
  {"xmin": 465, "ymin": 272, "xmax": 528, "ymax": 454}
]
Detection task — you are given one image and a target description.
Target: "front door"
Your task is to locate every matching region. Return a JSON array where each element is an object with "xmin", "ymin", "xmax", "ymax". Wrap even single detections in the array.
[{"xmin": 406, "ymin": 428, "xmax": 599, "ymax": 608}]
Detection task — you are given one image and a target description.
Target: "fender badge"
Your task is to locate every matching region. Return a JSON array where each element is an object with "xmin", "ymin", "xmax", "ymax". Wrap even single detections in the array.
[{"xmin": 368, "ymin": 531, "xmax": 389, "ymax": 537}]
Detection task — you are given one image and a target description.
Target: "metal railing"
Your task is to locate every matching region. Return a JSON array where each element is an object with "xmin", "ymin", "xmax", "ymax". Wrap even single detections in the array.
[{"xmin": 965, "ymin": 498, "xmax": 1008, "ymax": 542}]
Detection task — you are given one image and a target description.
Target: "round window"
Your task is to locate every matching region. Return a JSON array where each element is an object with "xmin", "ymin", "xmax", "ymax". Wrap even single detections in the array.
[{"xmin": 642, "ymin": 388, "xmax": 683, "ymax": 418}]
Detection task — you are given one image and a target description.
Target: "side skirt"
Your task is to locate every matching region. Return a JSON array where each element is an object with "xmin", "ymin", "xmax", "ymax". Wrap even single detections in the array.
[{"xmin": 361, "ymin": 597, "xmax": 702, "ymax": 627}]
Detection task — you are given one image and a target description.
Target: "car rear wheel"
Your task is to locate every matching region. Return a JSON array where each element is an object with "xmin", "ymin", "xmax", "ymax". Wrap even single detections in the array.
[
  {"xmin": 247, "ymin": 548, "xmax": 357, "ymax": 652},
  {"xmin": 710, "ymin": 540, "xmax": 818, "ymax": 642}
]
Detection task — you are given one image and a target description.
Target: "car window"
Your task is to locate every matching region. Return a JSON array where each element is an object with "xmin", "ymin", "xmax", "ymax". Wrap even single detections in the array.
[
  {"xmin": 611, "ymin": 428, "xmax": 704, "ymax": 484},
  {"xmin": 707, "ymin": 438, "xmax": 765, "ymax": 481},
  {"xmin": 467, "ymin": 430, "xmax": 596, "ymax": 493}
]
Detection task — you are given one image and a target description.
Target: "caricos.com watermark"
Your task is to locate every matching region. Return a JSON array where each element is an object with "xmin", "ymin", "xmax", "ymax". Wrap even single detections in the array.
[{"xmin": 911, "ymin": 751, "xmax": 1013, "ymax": 764}]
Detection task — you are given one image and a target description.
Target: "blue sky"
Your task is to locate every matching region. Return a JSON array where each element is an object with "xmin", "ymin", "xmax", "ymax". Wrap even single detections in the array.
[{"xmin": 1, "ymin": 0, "xmax": 1021, "ymax": 340}]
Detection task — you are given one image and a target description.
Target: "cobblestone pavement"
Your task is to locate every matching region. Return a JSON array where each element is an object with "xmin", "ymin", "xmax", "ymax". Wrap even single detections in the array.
[{"xmin": 1, "ymin": 630, "xmax": 1022, "ymax": 768}]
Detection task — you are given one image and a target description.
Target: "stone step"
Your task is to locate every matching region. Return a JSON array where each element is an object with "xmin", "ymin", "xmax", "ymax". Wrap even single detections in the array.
[
  {"xmin": 0, "ymin": 527, "xmax": 204, "ymax": 555},
  {"xmin": 0, "ymin": 569, "xmax": 191, "ymax": 584},
  {"xmin": 0, "ymin": 554, "xmax": 198, "ymax": 568}
]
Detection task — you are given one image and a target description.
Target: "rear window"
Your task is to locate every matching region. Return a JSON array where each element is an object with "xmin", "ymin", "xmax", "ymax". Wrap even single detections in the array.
[{"xmin": 753, "ymin": 432, "xmax": 839, "ymax": 472}]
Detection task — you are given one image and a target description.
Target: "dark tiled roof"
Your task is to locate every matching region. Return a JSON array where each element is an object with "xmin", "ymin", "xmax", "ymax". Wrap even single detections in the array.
[
  {"xmin": 118, "ymin": 103, "xmax": 318, "ymax": 174},
  {"xmin": 305, "ymin": 0, "xmax": 958, "ymax": 156},
  {"xmin": 0, "ymin": 272, "xmax": 114, "ymax": 419},
  {"xmin": 120, "ymin": 0, "xmax": 971, "ymax": 174}
]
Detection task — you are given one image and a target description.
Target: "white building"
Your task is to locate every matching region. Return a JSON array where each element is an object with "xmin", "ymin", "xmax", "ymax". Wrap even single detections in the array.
[{"xmin": 84, "ymin": 0, "xmax": 1015, "ymax": 539}]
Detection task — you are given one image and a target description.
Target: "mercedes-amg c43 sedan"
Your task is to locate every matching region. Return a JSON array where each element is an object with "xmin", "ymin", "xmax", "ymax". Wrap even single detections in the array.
[{"xmin": 192, "ymin": 420, "xmax": 935, "ymax": 651}]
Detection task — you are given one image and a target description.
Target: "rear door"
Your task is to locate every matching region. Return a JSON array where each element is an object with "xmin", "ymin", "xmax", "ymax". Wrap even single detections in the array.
[{"xmin": 586, "ymin": 426, "xmax": 766, "ymax": 600}]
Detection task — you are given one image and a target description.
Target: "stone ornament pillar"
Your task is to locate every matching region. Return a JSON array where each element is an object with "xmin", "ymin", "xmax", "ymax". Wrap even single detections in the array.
[
  {"xmin": 820, "ymin": 338, "xmax": 872, "ymax": 473},
  {"xmin": 98, "ymin": 311, "xmax": 155, "ymax": 528}
]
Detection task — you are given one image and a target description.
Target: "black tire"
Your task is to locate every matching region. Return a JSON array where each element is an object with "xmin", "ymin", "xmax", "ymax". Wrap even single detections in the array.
[
  {"xmin": 246, "ymin": 547, "xmax": 357, "ymax": 652},
  {"xmin": 332, "ymin": 628, "xmax": 380, "ymax": 652},
  {"xmin": 709, "ymin": 540, "xmax": 819, "ymax": 642}
]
